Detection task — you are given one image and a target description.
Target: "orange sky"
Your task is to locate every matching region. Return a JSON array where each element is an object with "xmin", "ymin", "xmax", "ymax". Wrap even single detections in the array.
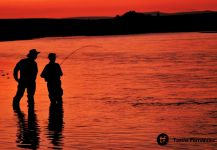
[{"xmin": 0, "ymin": 0, "xmax": 217, "ymax": 18}]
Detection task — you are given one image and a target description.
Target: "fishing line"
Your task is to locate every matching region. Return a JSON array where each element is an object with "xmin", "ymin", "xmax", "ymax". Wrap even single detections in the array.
[{"xmin": 60, "ymin": 45, "xmax": 102, "ymax": 65}]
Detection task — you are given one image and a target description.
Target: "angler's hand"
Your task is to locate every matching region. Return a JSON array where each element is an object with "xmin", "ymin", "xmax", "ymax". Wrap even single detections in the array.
[{"xmin": 15, "ymin": 78, "xmax": 19, "ymax": 82}]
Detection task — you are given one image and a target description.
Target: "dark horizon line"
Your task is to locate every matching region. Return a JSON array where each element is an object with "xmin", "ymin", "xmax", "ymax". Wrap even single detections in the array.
[
  {"xmin": 0, "ymin": 10, "xmax": 216, "ymax": 42},
  {"xmin": 0, "ymin": 10, "xmax": 217, "ymax": 20}
]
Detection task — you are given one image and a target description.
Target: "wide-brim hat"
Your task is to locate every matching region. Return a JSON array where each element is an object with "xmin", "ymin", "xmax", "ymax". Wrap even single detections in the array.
[{"xmin": 27, "ymin": 49, "xmax": 40, "ymax": 57}]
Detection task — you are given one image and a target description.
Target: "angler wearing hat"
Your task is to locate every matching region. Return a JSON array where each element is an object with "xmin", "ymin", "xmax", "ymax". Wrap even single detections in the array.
[{"xmin": 13, "ymin": 49, "xmax": 40, "ymax": 107}]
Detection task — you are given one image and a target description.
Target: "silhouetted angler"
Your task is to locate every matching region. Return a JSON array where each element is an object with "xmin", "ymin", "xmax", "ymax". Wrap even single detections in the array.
[
  {"xmin": 41, "ymin": 53, "xmax": 63, "ymax": 104},
  {"xmin": 13, "ymin": 49, "xmax": 40, "ymax": 106}
]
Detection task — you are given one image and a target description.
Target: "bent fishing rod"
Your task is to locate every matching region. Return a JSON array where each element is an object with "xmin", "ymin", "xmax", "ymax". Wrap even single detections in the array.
[{"xmin": 60, "ymin": 45, "xmax": 102, "ymax": 65}]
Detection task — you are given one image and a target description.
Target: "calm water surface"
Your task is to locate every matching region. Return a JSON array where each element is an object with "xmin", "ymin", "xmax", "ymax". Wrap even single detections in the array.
[{"xmin": 0, "ymin": 32, "xmax": 217, "ymax": 149}]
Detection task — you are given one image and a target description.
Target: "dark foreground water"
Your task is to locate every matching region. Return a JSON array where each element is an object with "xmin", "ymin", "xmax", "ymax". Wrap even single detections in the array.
[{"xmin": 0, "ymin": 32, "xmax": 217, "ymax": 149}]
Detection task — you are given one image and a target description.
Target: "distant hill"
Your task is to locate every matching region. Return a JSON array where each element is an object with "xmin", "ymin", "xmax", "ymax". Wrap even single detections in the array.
[{"xmin": 0, "ymin": 11, "xmax": 216, "ymax": 41}]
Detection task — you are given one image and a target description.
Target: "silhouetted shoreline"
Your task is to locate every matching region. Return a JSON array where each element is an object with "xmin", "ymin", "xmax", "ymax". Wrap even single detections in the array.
[{"xmin": 0, "ymin": 11, "xmax": 216, "ymax": 41}]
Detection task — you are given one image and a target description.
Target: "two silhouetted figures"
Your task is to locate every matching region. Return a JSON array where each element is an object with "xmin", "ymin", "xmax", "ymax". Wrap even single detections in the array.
[{"xmin": 13, "ymin": 49, "xmax": 63, "ymax": 107}]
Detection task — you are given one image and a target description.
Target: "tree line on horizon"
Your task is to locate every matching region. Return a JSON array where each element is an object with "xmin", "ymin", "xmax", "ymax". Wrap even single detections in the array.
[{"xmin": 0, "ymin": 10, "xmax": 216, "ymax": 41}]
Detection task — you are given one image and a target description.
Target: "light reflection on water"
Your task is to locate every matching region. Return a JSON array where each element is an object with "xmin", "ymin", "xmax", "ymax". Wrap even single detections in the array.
[{"xmin": 0, "ymin": 32, "xmax": 217, "ymax": 149}]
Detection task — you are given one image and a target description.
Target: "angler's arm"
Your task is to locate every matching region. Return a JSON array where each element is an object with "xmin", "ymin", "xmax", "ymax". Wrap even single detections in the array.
[
  {"xmin": 58, "ymin": 64, "xmax": 63, "ymax": 76},
  {"xmin": 33, "ymin": 63, "xmax": 38, "ymax": 80},
  {"xmin": 40, "ymin": 65, "xmax": 48, "ymax": 81},
  {"xmin": 13, "ymin": 61, "xmax": 20, "ymax": 82}
]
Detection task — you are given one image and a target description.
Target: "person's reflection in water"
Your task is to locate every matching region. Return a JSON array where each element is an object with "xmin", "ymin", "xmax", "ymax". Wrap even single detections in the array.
[
  {"xmin": 47, "ymin": 102, "xmax": 64, "ymax": 148},
  {"xmin": 13, "ymin": 104, "xmax": 40, "ymax": 149}
]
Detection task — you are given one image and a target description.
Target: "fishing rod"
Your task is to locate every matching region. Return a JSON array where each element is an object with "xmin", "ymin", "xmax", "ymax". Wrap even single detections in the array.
[{"xmin": 60, "ymin": 45, "xmax": 102, "ymax": 65}]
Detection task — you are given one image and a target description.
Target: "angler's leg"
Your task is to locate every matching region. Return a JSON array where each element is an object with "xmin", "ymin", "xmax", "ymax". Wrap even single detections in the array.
[
  {"xmin": 56, "ymin": 80, "xmax": 63, "ymax": 104},
  {"xmin": 27, "ymin": 81, "xmax": 36, "ymax": 105},
  {"xmin": 13, "ymin": 82, "xmax": 26, "ymax": 106},
  {"xmin": 47, "ymin": 82, "xmax": 56, "ymax": 104}
]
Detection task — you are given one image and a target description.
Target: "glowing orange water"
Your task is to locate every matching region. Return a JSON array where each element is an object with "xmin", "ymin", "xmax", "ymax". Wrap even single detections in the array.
[{"xmin": 0, "ymin": 32, "xmax": 217, "ymax": 149}]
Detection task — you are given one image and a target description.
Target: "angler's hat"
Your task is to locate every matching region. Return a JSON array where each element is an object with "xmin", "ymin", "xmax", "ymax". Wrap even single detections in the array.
[{"xmin": 27, "ymin": 49, "xmax": 40, "ymax": 57}]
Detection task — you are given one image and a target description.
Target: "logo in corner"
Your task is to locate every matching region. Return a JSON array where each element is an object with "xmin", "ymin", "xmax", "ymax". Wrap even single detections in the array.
[{"xmin": 157, "ymin": 133, "xmax": 169, "ymax": 145}]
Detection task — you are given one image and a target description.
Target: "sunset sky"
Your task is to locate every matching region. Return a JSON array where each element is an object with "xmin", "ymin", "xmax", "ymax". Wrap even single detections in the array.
[{"xmin": 0, "ymin": 0, "xmax": 217, "ymax": 18}]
